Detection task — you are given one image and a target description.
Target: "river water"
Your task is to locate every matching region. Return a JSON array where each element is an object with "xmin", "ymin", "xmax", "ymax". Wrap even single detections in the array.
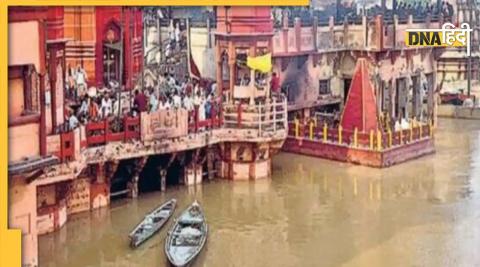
[{"xmin": 39, "ymin": 118, "xmax": 480, "ymax": 267}]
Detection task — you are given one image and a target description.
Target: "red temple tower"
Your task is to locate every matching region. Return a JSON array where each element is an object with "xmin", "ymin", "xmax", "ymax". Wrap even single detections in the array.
[{"xmin": 340, "ymin": 58, "xmax": 379, "ymax": 132}]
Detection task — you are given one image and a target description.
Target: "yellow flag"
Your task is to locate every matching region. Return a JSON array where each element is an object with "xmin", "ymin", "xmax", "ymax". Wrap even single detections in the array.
[{"xmin": 246, "ymin": 53, "xmax": 272, "ymax": 73}]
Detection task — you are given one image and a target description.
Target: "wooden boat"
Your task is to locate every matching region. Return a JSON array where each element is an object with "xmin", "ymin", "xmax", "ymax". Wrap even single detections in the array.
[
  {"xmin": 165, "ymin": 201, "xmax": 208, "ymax": 267},
  {"xmin": 129, "ymin": 199, "xmax": 177, "ymax": 248}
]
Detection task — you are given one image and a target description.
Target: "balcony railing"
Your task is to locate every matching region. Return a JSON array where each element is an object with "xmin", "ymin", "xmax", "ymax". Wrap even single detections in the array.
[
  {"xmin": 85, "ymin": 116, "xmax": 141, "ymax": 147},
  {"xmin": 223, "ymin": 97, "xmax": 288, "ymax": 137},
  {"xmin": 46, "ymin": 97, "xmax": 288, "ymax": 164}
]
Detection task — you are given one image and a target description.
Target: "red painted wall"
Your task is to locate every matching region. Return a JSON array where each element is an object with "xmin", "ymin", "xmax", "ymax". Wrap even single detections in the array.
[
  {"xmin": 283, "ymin": 138, "xmax": 435, "ymax": 168},
  {"xmin": 8, "ymin": 7, "xmax": 48, "ymax": 23},
  {"xmin": 47, "ymin": 7, "xmax": 64, "ymax": 41},
  {"xmin": 216, "ymin": 6, "xmax": 273, "ymax": 34},
  {"xmin": 95, "ymin": 7, "xmax": 143, "ymax": 89}
]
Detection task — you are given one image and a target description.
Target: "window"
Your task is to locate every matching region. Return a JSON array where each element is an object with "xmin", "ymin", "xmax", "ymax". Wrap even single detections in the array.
[{"xmin": 319, "ymin": 79, "xmax": 331, "ymax": 95}]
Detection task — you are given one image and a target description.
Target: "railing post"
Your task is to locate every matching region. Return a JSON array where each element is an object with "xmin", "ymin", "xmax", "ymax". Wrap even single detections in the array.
[
  {"xmin": 104, "ymin": 119, "xmax": 108, "ymax": 142},
  {"xmin": 369, "ymin": 129, "xmax": 374, "ymax": 150},
  {"xmin": 400, "ymin": 129, "xmax": 403, "ymax": 144},
  {"xmin": 429, "ymin": 120, "xmax": 434, "ymax": 138},
  {"xmin": 409, "ymin": 122, "xmax": 413, "ymax": 142},
  {"xmin": 294, "ymin": 118, "xmax": 299, "ymax": 138},
  {"xmin": 219, "ymin": 100, "xmax": 224, "ymax": 126},
  {"xmin": 237, "ymin": 103, "xmax": 242, "ymax": 128},
  {"xmin": 353, "ymin": 127, "xmax": 358, "ymax": 148},
  {"xmin": 309, "ymin": 120, "xmax": 314, "ymax": 140},
  {"xmin": 211, "ymin": 103, "xmax": 217, "ymax": 128},
  {"xmin": 195, "ymin": 105, "xmax": 199, "ymax": 133},
  {"xmin": 273, "ymin": 101, "xmax": 277, "ymax": 132},
  {"xmin": 376, "ymin": 129, "xmax": 382, "ymax": 151},
  {"xmin": 419, "ymin": 124, "xmax": 423, "ymax": 139},
  {"xmin": 388, "ymin": 129, "xmax": 392, "ymax": 147},
  {"xmin": 323, "ymin": 123, "xmax": 327, "ymax": 142},
  {"xmin": 338, "ymin": 125, "xmax": 343, "ymax": 144},
  {"xmin": 258, "ymin": 102, "xmax": 262, "ymax": 137},
  {"xmin": 123, "ymin": 116, "xmax": 127, "ymax": 141}
]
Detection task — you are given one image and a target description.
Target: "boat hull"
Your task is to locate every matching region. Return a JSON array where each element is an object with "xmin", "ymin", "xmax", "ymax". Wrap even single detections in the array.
[
  {"xmin": 129, "ymin": 199, "xmax": 177, "ymax": 248},
  {"xmin": 165, "ymin": 201, "xmax": 207, "ymax": 267}
]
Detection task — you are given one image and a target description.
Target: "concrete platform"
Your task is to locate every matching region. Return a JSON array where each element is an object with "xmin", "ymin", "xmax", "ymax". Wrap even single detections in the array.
[{"xmin": 282, "ymin": 137, "xmax": 435, "ymax": 168}]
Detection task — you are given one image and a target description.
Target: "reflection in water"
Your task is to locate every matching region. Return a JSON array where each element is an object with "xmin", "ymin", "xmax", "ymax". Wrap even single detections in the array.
[{"xmin": 40, "ymin": 119, "xmax": 480, "ymax": 267}]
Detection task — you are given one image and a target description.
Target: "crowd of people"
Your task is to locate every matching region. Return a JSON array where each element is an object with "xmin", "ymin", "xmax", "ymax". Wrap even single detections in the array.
[
  {"xmin": 275, "ymin": 1, "xmax": 455, "ymax": 26},
  {"xmin": 65, "ymin": 65, "xmax": 88, "ymax": 101},
  {"xmin": 386, "ymin": 1, "xmax": 454, "ymax": 21},
  {"xmin": 64, "ymin": 69, "xmax": 220, "ymax": 132}
]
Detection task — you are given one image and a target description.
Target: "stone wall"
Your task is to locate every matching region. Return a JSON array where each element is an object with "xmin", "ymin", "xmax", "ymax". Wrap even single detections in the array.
[
  {"xmin": 9, "ymin": 176, "xmax": 38, "ymax": 267},
  {"xmin": 283, "ymin": 137, "xmax": 435, "ymax": 168},
  {"xmin": 66, "ymin": 177, "xmax": 91, "ymax": 215}
]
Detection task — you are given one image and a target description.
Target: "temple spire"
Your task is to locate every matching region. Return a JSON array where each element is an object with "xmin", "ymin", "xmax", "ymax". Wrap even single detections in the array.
[{"xmin": 340, "ymin": 58, "xmax": 379, "ymax": 132}]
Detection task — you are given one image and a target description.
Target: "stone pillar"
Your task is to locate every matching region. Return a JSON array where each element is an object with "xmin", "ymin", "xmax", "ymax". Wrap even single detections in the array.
[
  {"xmin": 184, "ymin": 163, "xmax": 203, "ymax": 185},
  {"xmin": 160, "ymin": 168, "xmax": 167, "ymax": 192},
  {"xmin": 375, "ymin": 15, "xmax": 384, "ymax": 50},
  {"xmin": 216, "ymin": 43, "xmax": 223, "ymax": 98},
  {"xmin": 228, "ymin": 41, "xmax": 236, "ymax": 103},
  {"xmin": 393, "ymin": 15, "xmax": 398, "ymax": 48},
  {"xmin": 220, "ymin": 142, "xmax": 272, "ymax": 180},
  {"xmin": 283, "ymin": 10, "xmax": 289, "ymax": 53},
  {"xmin": 329, "ymin": 16, "xmax": 335, "ymax": 48},
  {"xmin": 96, "ymin": 163, "xmax": 106, "ymax": 184},
  {"xmin": 91, "ymin": 163, "xmax": 110, "ymax": 210},
  {"xmin": 313, "ymin": 16, "xmax": 318, "ymax": 51},
  {"xmin": 207, "ymin": 147, "xmax": 215, "ymax": 180},
  {"xmin": 127, "ymin": 157, "xmax": 146, "ymax": 198},
  {"xmin": 294, "ymin": 17, "xmax": 301, "ymax": 52},
  {"xmin": 128, "ymin": 175, "xmax": 139, "ymax": 198},
  {"xmin": 362, "ymin": 16, "xmax": 368, "ymax": 48}
]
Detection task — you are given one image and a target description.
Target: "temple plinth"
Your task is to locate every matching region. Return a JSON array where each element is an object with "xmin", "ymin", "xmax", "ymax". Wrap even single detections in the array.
[{"xmin": 283, "ymin": 58, "xmax": 435, "ymax": 167}]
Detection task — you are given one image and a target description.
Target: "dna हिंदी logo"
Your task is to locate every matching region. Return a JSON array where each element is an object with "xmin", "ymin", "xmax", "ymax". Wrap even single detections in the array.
[{"xmin": 405, "ymin": 22, "xmax": 472, "ymax": 56}]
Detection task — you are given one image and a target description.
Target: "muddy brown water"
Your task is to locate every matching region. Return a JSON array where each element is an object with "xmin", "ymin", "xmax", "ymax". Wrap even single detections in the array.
[{"xmin": 39, "ymin": 118, "xmax": 480, "ymax": 267}]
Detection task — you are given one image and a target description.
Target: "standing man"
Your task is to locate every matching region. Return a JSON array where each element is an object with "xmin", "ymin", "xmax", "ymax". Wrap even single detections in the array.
[
  {"xmin": 270, "ymin": 72, "xmax": 280, "ymax": 98},
  {"xmin": 149, "ymin": 88, "xmax": 159, "ymax": 112},
  {"xmin": 100, "ymin": 94, "xmax": 113, "ymax": 118},
  {"xmin": 133, "ymin": 89, "xmax": 148, "ymax": 113},
  {"xmin": 75, "ymin": 65, "xmax": 88, "ymax": 98}
]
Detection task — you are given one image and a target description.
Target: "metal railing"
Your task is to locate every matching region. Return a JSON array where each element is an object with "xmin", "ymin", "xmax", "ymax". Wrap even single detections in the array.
[
  {"xmin": 222, "ymin": 97, "xmax": 288, "ymax": 137},
  {"xmin": 48, "ymin": 97, "xmax": 288, "ymax": 164},
  {"xmin": 288, "ymin": 118, "xmax": 434, "ymax": 152}
]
